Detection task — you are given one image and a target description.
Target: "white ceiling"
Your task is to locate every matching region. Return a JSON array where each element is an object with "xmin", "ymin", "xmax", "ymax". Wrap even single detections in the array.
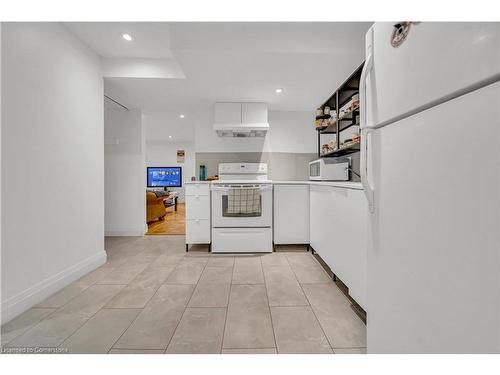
[
  {"xmin": 66, "ymin": 22, "xmax": 372, "ymax": 112},
  {"xmin": 143, "ymin": 111, "xmax": 195, "ymax": 143},
  {"xmin": 65, "ymin": 22, "xmax": 173, "ymax": 58}
]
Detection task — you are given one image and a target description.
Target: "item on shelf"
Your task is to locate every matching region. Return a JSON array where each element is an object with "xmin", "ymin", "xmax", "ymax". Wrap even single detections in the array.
[
  {"xmin": 351, "ymin": 93, "xmax": 360, "ymax": 109},
  {"xmin": 316, "ymin": 120, "xmax": 329, "ymax": 130},
  {"xmin": 326, "ymin": 112, "xmax": 337, "ymax": 127},
  {"xmin": 342, "ymin": 138, "xmax": 359, "ymax": 148},
  {"xmin": 199, "ymin": 165, "xmax": 206, "ymax": 181},
  {"xmin": 316, "ymin": 108, "xmax": 323, "ymax": 116},
  {"xmin": 351, "ymin": 126, "xmax": 361, "ymax": 144},
  {"xmin": 322, "ymin": 144, "xmax": 331, "ymax": 154},
  {"xmin": 324, "ymin": 106, "xmax": 330, "ymax": 115},
  {"xmin": 206, "ymin": 175, "xmax": 219, "ymax": 181},
  {"xmin": 339, "ymin": 101, "xmax": 352, "ymax": 119}
]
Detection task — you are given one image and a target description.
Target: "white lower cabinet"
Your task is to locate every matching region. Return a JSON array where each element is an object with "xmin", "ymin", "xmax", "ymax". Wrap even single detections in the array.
[
  {"xmin": 186, "ymin": 219, "xmax": 210, "ymax": 244},
  {"xmin": 309, "ymin": 185, "xmax": 331, "ymax": 255},
  {"xmin": 273, "ymin": 184, "xmax": 310, "ymax": 244},
  {"xmin": 186, "ymin": 195, "xmax": 210, "ymax": 220},
  {"xmin": 185, "ymin": 183, "xmax": 210, "ymax": 197},
  {"xmin": 185, "ymin": 183, "xmax": 211, "ymax": 247},
  {"xmin": 310, "ymin": 185, "xmax": 368, "ymax": 310}
]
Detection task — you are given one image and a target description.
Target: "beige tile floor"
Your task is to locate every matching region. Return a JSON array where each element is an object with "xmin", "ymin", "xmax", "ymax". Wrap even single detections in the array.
[{"xmin": 1, "ymin": 236, "xmax": 366, "ymax": 354}]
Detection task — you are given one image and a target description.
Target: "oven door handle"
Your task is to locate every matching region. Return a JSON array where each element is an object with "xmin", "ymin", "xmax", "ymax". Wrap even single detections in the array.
[{"xmin": 211, "ymin": 185, "xmax": 272, "ymax": 191}]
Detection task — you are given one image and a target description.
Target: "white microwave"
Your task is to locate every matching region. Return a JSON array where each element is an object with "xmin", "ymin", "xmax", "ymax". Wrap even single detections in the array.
[{"xmin": 309, "ymin": 158, "xmax": 349, "ymax": 181}]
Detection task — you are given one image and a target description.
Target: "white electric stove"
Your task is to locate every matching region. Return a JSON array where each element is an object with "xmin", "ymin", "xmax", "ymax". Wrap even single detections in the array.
[{"xmin": 211, "ymin": 163, "xmax": 273, "ymax": 253}]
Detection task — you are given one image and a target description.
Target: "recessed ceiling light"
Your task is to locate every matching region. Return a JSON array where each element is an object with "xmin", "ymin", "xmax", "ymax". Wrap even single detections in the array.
[
  {"xmin": 122, "ymin": 33, "xmax": 133, "ymax": 41},
  {"xmin": 168, "ymin": 135, "xmax": 172, "ymax": 139},
  {"xmin": 179, "ymin": 114, "xmax": 185, "ymax": 119},
  {"xmin": 275, "ymin": 88, "xmax": 283, "ymax": 94}
]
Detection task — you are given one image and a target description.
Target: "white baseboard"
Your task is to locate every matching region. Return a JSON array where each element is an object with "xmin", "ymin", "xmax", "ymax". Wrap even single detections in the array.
[{"xmin": 1, "ymin": 251, "xmax": 107, "ymax": 324}]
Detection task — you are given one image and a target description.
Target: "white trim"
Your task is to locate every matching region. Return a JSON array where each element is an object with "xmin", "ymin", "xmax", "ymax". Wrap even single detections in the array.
[{"xmin": 1, "ymin": 251, "xmax": 107, "ymax": 324}]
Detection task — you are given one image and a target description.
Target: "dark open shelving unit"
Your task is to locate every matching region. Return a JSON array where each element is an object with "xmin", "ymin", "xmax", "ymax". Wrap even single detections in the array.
[
  {"xmin": 316, "ymin": 62, "xmax": 364, "ymax": 158},
  {"xmin": 319, "ymin": 142, "xmax": 361, "ymax": 158}
]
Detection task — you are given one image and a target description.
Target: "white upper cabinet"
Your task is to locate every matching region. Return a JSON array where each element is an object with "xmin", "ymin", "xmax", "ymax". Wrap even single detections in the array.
[
  {"xmin": 241, "ymin": 103, "xmax": 267, "ymax": 124},
  {"xmin": 214, "ymin": 102, "xmax": 269, "ymax": 137},
  {"xmin": 214, "ymin": 102, "xmax": 268, "ymax": 125},
  {"xmin": 214, "ymin": 102, "xmax": 241, "ymax": 125}
]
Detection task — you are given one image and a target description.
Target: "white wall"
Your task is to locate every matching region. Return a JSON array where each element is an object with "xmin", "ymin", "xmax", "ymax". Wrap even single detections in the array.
[
  {"xmin": 194, "ymin": 109, "xmax": 316, "ymax": 153},
  {"xmin": 146, "ymin": 141, "xmax": 195, "ymax": 203},
  {"xmin": 104, "ymin": 109, "xmax": 146, "ymax": 236},
  {"xmin": 266, "ymin": 111, "xmax": 318, "ymax": 153},
  {"xmin": 1, "ymin": 23, "xmax": 105, "ymax": 323}
]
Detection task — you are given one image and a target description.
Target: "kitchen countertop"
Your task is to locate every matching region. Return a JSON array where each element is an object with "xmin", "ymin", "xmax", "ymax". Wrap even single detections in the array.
[
  {"xmin": 275, "ymin": 181, "xmax": 363, "ymax": 190},
  {"xmin": 185, "ymin": 180, "xmax": 363, "ymax": 190},
  {"xmin": 211, "ymin": 179, "xmax": 273, "ymax": 184}
]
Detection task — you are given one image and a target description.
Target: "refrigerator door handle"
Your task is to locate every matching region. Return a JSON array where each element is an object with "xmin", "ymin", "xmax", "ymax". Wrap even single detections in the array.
[
  {"xmin": 360, "ymin": 129, "xmax": 375, "ymax": 213},
  {"xmin": 359, "ymin": 52, "xmax": 374, "ymax": 130},
  {"xmin": 360, "ymin": 51, "xmax": 375, "ymax": 213}
]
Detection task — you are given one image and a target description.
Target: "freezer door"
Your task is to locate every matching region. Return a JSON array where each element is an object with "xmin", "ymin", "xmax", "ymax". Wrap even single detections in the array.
[
  {"xmin": 366, "ymin": 22, "xmax": 500, "ymax": 128},
  {"xmin": 367, "ymin": 82, "xmax": 500, "ymax": 353}
]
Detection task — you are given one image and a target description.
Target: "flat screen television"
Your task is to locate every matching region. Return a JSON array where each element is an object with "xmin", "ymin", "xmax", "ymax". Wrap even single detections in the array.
[{"xmin": 147, "ymin": 167, "xmax": 182, "ymax": 188}]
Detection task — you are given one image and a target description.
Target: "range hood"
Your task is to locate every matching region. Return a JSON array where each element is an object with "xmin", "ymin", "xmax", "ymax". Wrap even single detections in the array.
[
  {"xmin": 214, "ymin": 123, "xmax": 269, "ymax": 137},
  {"xmin": 214, "ymin": 102, "xmax": 269, "ymax": 137}
]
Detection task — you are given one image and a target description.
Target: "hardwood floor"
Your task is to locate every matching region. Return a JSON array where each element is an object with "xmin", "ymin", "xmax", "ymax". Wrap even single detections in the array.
[{"xmin": 147, "ymin": 203, "xmax": 185, "ymax": 235}]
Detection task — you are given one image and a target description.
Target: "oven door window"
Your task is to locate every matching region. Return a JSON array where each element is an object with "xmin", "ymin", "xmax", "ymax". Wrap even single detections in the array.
[{"xmin": 222, "ymin": 188, "xmax": 262, "ymax": 217}]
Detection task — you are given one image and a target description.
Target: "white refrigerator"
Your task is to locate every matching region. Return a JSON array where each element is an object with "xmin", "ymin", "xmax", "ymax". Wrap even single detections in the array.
[{"xmin": 360, "ymin": 22, "xmax": 500, "ymax": 353}]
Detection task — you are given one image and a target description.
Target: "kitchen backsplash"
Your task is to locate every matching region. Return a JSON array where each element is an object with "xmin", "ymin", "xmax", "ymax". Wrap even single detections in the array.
[
  {"xmin": 194, "ymin": 152, "xmax": 359, "ymax": 182},
  {"xmin": 195, "ymin": 151, "xmax": 361, "ymax": 182},
  {"xmin": 195, "ymin": 152, "xmax": 314, "ymax": 181}
]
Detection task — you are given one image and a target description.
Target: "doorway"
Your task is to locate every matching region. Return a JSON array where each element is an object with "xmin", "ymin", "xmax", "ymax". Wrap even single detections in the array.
[{"xmin": 146, "ymin": 193, "xmax": 185, "ymax": 235}]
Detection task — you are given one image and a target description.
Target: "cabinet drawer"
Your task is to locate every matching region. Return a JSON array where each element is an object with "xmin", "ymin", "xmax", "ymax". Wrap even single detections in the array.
[
  {"xmin": 186, "ymin": 219, "xmax": 210, "ymax": 244},
  {"xmin": 186, "ymin": 184, "xmax": 210, "ymax": 196},
  {"xmin": 186, "ymin": 195, "xmax": 210, "ymax": 220},
  {"xmin": 212, "ymin": 227, "xmax": 272, "ymax": 253}
]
